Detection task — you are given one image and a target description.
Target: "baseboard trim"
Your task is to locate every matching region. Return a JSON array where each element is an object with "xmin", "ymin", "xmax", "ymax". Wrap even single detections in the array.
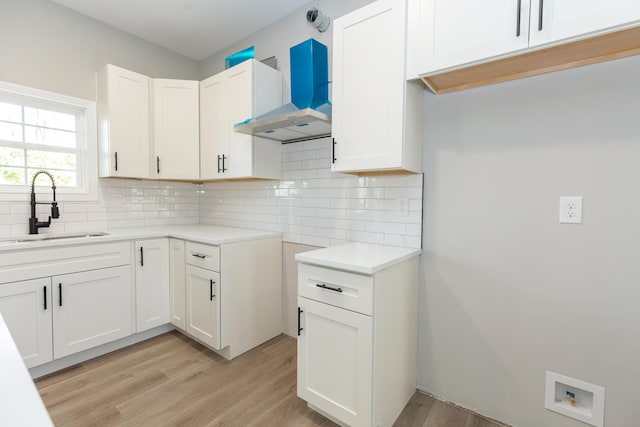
[{"xmin": 415, "ymin": 387, "xmax": 512, "ymax": 427}]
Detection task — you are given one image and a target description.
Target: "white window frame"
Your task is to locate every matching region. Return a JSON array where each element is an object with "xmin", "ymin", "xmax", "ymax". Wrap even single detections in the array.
[{"xmin": 0, "ymin": 80, "xmax": 98, "ymax": 202}]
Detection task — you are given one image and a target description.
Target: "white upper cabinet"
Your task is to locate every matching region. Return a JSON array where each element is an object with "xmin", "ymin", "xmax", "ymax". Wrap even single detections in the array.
[
  {"xmin": 97, "ymin": 64, "xmax": 150, "ymax": 179},
  {"xmin": 529, "ymin": 0, "xmax": 640, "ymax": 47},
  {"xmin": 200, "ymin": 59, "xmax": 283, "ymax": 180},
  {"xmin": 150, "ymin": 79, "xmax": 200, "ymax": 180},
  {"xmin": 419, "ymin": 0, "xmax": 531, "ymax": 74},
  {"xmin": 332, "ymin": 0, "xmax": 422, "ymax": 174},
  {"xmin": 416, "ymin": 0, "xmax": 640, "ymax": 80}
]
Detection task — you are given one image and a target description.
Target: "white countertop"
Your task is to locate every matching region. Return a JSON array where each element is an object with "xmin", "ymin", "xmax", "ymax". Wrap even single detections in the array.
[
  {"xmin": 0, "ymin": 224, "xmax": 280, "ymax": 252},
  {"xmin": 0, "ymin": 314, "xmax": 54, "ymax": 427},
  {"xmin": 295, "ymin": 242, "xmax": 421, "ymax": 275}
]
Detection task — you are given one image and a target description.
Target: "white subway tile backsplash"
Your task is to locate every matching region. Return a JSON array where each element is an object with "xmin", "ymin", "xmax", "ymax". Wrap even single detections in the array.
[
  {"xmin": 200, "ymin": 138, "xmax": 422, "ymax": 249},
  {"xmin": 0, "ymin": 139, "xmax": 422, "ymax": 249}
]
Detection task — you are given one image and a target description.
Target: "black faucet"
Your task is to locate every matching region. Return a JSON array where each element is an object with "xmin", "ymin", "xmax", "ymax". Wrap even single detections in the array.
[{"xmin": 29, "ymin": 171, "xmax": 60, "ymax": 234}]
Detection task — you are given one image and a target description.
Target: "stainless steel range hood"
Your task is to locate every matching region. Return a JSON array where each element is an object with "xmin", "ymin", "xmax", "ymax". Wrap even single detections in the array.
[
  {"xmin": 234, "ymin": 39, "xmax": 331, "ymax": 144},
  {"xmin": 233, "ymin": 102, "xmax": 331, "ymax": 143}
]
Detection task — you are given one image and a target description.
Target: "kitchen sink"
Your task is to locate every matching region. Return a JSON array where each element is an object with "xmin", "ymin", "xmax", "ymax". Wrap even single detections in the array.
[{"xmin": 0, "ymin": 231, "xmax": 109, "ymax": 244}]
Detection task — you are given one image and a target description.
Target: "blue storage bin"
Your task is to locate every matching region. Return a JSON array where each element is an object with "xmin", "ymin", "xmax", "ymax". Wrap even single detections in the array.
[{"xmin": 225, "ymin": 46, "xmax": 254, "ymax": 69}]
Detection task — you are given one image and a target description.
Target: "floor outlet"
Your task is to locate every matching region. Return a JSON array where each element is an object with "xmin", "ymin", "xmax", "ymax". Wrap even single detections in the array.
[
  {"xmin": 545, "ymin": 371, "xmax": 604, "ymax": 427},
  {"xmin": 559, "ymin": 196, "xmax": 583, "ymax": 224}
]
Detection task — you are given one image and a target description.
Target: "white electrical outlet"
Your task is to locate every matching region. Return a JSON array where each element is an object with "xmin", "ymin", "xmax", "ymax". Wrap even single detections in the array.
[
  {"xmin": 397, "ymin": 197, "xmax": 409, "ymax": 217},
  {"xmin": 559, "ymin": 196, "xmax": 583, "ymax": 224}
]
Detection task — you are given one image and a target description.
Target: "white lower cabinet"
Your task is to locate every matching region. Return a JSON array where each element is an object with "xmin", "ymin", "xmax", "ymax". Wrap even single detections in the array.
[
  {"xmin": 0, "ymin": 242, "xmax": 133, "ymax": 368},
  {"xmin": 297, "ymin": 252, "xmax": 419, "ymax": 427},
  {"xmin": 169, "ymin": 238, "xmax": 186, "ymax": 330},
  {"xmin": 52, "ymin": 266, "xmax": 133, "ymax": 359},
  {"xmin": 134, "ymin": 239, "xmax": 169, "ymax": 332},
  {"xmin": 176, "ymin": 237, "xmax": 282, "ymax": 360},
  {"xmin": 185, "ymin": 264, "xmax": 220, "ymax": 349},
  {"xmin": 0, "ymin": 278, "xmax": 53, "ymax": 368},
  {"xmin": 297, "ymin": 297, "xmax": 373, "ymax": 427}
]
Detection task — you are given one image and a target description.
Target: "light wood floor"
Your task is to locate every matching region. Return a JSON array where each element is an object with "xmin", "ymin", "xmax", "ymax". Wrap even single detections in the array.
[{"xmin": 36, "ymin": 332, "xmax": 506, "ymax": 427}]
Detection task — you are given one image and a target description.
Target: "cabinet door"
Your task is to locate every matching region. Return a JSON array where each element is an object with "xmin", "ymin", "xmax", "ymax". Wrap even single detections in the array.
[
  {"xmin": 169, "ymin": 239, "xmax": 186, "ymax": 330},
  {"xmin": 0, "ymin": 278, "xmax": 53, "ymax": 368},
  {"xmin": 529, "ymin": 0, "xmax": 640, "ymax": 47},
  {"xmin": 418, "ymin": 0, "xmax": 530, "ymax": 74},
  {"xmin": 97, "ymin": 64, "xmax": 150, "ymax": 178},
  {"xmin": 151, "ymin": 79, "xmax": 200, "ymax": 180},
  {"xmin": 186, "ymin": 265, "xmax": 220, "ymax": 349},
  {"xmin": 200, "ymin": 73, "xmax": 229, "ymax": 180},
  {"xmin": 225, "ymin": 61, "xmax": 254, "ymax": 179},
  {"xmin": 53, "ymin": 266, "xmax": 133, "ymax": 359},
  {"xmin": 331, "ymin": 0, "xmax": 407, "ymax": 172},
  {"xmin": 135, "ymin": 239, "xmax": 169, "ymax": 333},
  {"xmin": 297, "ymin": 297, "xmax": 373, "ymax": 427}
]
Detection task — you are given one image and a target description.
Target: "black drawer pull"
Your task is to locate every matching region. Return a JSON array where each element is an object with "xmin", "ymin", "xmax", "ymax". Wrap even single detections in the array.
[
  {"xmin": 298, "ymin": 307, "xmax": 303, "ymax": 336},
  {"xmin": 43, "ymin": 285, "xmax": 47, "ymax": 310},
  {"xmin": 316, "ymin": 283, "xmax": 343, "ymax": 293},
  {"xmin": 58, "ymin": 283, "xmax": 62, "ymax": 307},
  {"xmin": 191, "ymin": 253, "xmax": 206, "ymax": 259}
]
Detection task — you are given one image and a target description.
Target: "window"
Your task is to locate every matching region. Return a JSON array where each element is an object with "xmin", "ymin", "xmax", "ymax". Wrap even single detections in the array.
[{"xmin": 0, "ymin": 81, "xmax": 97, "ymax": 201}]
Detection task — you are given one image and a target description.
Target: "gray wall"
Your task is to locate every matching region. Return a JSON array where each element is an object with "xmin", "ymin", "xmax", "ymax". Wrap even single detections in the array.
[
  {"xmin": 199, "ymin": 0, "xmax": 375, "ymax": 101},
  {"xmin": 0, "ymin": 0, "xmax": 198, "ymax": 100},
  {"xmin": 421, "ymin": 55, "xmax": 640, "ymax": 426}
]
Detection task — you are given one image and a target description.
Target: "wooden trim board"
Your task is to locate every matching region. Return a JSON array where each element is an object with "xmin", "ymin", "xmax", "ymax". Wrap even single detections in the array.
[{"xmin": 423, "ymin": 26, "xmax": 640, "ymax": 94}]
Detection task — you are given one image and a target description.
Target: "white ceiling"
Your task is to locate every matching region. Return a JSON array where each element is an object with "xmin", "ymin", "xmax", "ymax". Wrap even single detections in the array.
[{"xmin": 50, "ymin": 0, "xmax": 311, "ymax": 61}]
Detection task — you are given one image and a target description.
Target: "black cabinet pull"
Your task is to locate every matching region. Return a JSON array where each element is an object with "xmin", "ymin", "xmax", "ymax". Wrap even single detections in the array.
[
  {"xmin": 516, "ymin": 0, "xmax": 522, "ymax": 36},
  {"xmin": 43, "ymin": 285, "xmax": 47, "ymax": 310},
  {"xmin": 538, "ymin": 0, "xmax": 544, "ymax": 31},
  {"xmin": 332, "ymin": 138, "xmax": 337, "ymax": 164},
  {"xmin": 316, "ymin": 283, "xmax": 343, "ymax": 293},
  {"xmin": 222, "ymin": 155, "xmax": 227, "ymax": 172},
  {"xmin": 114, "ymin": 152, "xmax": 118, "ymax": 171},
  {"xmin": 140, "ymin": 246, "xmax": 144, "ymax": 266},
  {"xmin": 210, "ymin": 279, "xmax": 216, "ymax": 301},
  {"xmin": 191, "ymin": 253, "xmax": 206, "ymax": 259},
  {"xmin": 217, "ymin": 155, "xmax": 222, "ymax": 173},
  {"xmin": 156, "ymin": 156, "xmax": 160, "ymax": 174},
  {"xmin": 298, "ymin": 307, "xmax": 303, "ymax": 336},
  {"xmin": 58, "ymin": 283, "xmax": 62, "ymax": 307}
]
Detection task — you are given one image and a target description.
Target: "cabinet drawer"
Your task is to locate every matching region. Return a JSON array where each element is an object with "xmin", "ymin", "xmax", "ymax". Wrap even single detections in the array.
[
  {"xmin": 298, "ymin": 263, "xmax": 373, "ymax": 316},
  {"xmin": 185, "ymin": 241, "xmax": 220, "ymax": 271},
  {"xmin": 0, "ymin": 242, "xmax": 131, "ymax": 284}
]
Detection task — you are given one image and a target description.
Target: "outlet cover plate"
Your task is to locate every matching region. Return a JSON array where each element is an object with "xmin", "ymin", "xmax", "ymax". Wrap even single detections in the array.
[
  {"xmin": 559, "ymin": 196, "xmax": 583, "ymax": 224},
  {"xmin": 545, "ymin": 371, "xmax": 604, "ymax": 427}
]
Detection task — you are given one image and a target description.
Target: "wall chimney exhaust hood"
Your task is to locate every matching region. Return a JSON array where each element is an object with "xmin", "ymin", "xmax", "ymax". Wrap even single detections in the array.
[{"xmin": 234, "ymin": 39, "xmax": 331, "ymax": 143}]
